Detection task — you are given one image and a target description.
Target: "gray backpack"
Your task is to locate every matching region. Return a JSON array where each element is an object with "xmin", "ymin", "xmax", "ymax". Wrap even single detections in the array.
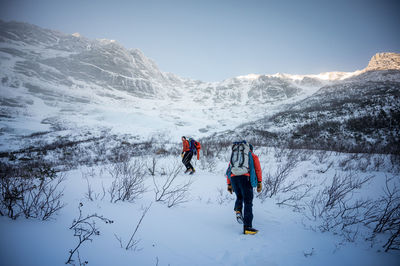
[{"xmin": 230, "ymin": 142, "xmax": 250, "ymax": 176}]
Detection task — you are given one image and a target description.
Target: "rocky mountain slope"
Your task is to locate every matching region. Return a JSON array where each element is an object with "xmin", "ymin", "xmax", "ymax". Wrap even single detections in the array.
[
  {"xmin": 0, "ymin": 20, "xmax": 336, "ymax": 148},
  {"xmin": 365, "ymin": 52, "xmax": 400, "ymax": 71},
  {"xmin": 214, "ymin": 56, "xmax": 400, "ymax": 155},
  {"xmin": 0, "ymin": 20, "xmax": 399, "ymax": 156}
]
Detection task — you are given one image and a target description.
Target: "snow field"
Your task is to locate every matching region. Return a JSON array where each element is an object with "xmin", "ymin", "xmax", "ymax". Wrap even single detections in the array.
[{"xmin": 1, "ymin": 149, "xmax": 399, "ymax": 266}]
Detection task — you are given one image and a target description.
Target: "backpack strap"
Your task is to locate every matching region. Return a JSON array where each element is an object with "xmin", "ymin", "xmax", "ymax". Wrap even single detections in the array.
[
  {"xmin": 238, "ymin": 143, "xmax": 245, "ymax": 167},
  {"xmin": 230, "ymin": 143, "xmax": 238, "ymax": 165}
]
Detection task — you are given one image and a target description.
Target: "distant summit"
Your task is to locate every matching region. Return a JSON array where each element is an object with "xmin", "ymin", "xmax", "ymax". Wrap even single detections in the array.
[{"xmin": 365, "ymin": 52, "xmax": 400, "ymax": 71}]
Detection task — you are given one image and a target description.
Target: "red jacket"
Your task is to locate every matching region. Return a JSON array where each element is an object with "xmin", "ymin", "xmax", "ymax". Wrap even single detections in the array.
[
  {"xmin": 182, "ymin": 139, "xmax": 190, "ymax": 153},
  {"xmin": 226, "ymin": 153, "xmax": 262, "ymax": 185}
]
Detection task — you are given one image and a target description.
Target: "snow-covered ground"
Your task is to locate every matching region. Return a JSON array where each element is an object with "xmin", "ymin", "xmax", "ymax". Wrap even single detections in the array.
[{"xmin": 1, "ymin": 148, "xmax": 399, "ymax": 266}]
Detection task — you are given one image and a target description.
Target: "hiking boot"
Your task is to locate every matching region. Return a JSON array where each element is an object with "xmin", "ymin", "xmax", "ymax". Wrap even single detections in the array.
[
  {"xmin": 243, "ymin": 226, "xmax": 258, "ymax": 235},
  {"xmin": 184, "ymin": 169, "xmax": 191, "ymax": 174},
  {"xmin": 189, "ymin": 168, "xmax": 195, "ymax": 175},
  {"xmin": 235, "ymin": 211, "xmax": 243, "ymax": 224}
]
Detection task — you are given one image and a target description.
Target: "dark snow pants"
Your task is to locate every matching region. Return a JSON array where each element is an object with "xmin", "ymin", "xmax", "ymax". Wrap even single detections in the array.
[
  {"xmin": 182, "ymin": 151, "xmax": 194, "ymax": 170},
  {"xmin": 231, "ymin": 175, "xmax": 254, "ymax": 227}
]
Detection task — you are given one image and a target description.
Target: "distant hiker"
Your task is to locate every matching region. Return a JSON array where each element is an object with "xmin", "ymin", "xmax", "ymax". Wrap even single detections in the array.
[
  {"xmin": 226, "ymin": 141, "xmax": 262, "ymax": 235},
  {"xmin": 181, "ymin": 136, "xmax": 196, "ymax": 174}
]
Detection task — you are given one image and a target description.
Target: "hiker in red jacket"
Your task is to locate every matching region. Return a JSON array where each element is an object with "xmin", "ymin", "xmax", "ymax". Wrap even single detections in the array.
[
  {"xmin": 226, "ymin": 142, "xmax": 262, "ymax": 234},
  {"xmin": 181, "ymin": 136, "xmax": 195, "ymax": 174}
]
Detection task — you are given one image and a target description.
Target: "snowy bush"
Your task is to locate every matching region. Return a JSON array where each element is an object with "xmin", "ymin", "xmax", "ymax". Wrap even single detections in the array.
[
  {"xmin": 108, "ymin": 160, "xmax": 147, "ymax": 203},
  {"xmin": 152, "ymin": 161, "xmax": 193, "ymax": 208},
  {"xmin": 302, "ymin": 173, "xmax": 400, "ymax": 251},
  {"xmin": 365, "ymin": 176, "xmax": 400, "ymax": 252},
  {"xmin": 258, "ymin": 150, "xmax": 300, "ymax": 200},
  {"xmin": 115, "ymin": 203, "xmax": 152, "ymax": 251},
  {"xmin": 304, "ymin": 172, "xmax": 373, "ymax": 242},
  {"xmin": 0, "ymin": 165, "xmax": 65, "ymax": 220},
  {"xmin": 216, "ymin": 187, "xmax": 234, "ymax": 205},
  {"xmin": 66, "ymin": 203, "xmax": 113, "ymax": 265},
  {"xmin": 197, "ymin": 139, "xmax": 230, "ymax": 159},
  {"xmin": 147, "ymin": 157, "xmax": 157, "ymax": 176},
  {"xmin": 199, "ymin": 155, "xmax": 217, "ymax": 172}
]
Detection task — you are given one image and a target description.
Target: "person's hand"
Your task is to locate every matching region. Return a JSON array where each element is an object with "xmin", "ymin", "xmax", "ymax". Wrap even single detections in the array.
[
  {"xmin": 257, "ymin": 182, "xmax": 262, "ymax": 193},
  {"xmin": 181, "ymin": 153, "xmax": 184, "ymax": 158},
  {"xmin": 227, "ymin": 184, "xmax": 233, "ymax": 194}
]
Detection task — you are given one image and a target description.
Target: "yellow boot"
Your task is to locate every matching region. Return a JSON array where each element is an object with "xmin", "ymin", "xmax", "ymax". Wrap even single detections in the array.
[{"xmin": 244, "ymin": 226, "xmax": 258, "ymax": 235}]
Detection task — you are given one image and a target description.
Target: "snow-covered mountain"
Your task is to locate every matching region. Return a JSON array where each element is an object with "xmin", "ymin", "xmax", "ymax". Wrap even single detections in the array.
[
  {"xmin": 0, "ymin": 20, "xmax": 399, "ymax": 153},
  {"xmin": 216, "ymin": 65, "xmax": 400, "ymax": 154},
  {"xmin": 0, "ymin": 20, "xmax": 185, "ymax": 96}
]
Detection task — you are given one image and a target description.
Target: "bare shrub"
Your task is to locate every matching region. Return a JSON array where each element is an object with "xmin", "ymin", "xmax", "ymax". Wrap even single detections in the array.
[
  {"xmin": 200, "ymin": 155, "xmax": 216, "ymax": 172},
  {"xmin": 389, "ymin": 154, "xmax": 400, "ymax": 174},
  {"xmin": 92, "ymin": 140, "xmax": 107, "ymax": 163},
  {"xmin": 356, "ymin": 154, "xmax": 372, "ymax": 172},
  {"xmin": 365, "ymin": 176, "xmax": 400, "ymax": 252},
  {"xmin": 81, "ymin": 167, "xmax": 97, "ymax": 179},
  {"xmin": 316, "ymin": 150, "xmax": 329, "ymax": 164},
  {"xmin": 273, "ymin": 147, "xmax": 285, "ymax": 162},
  {"xmin": 147, "ymin": 157, "xmax": 157, "ymax": 176},
  {"xmin": 317, "ymin": 161, "xmax": 334, "ymax": 174},
  {"xmin": 338, "ymin": 153, "xmax": 374, "ymax": 172},
  {"xmin": 0, "ymin": 166, "xmax": 65, "ymax": 220},
  {"xmin": 338, "ymin": 153, "xmax": 358, "ymax": 171},
  {"xmin": 83, "ymin": 177, "xmax": 106, "ymax": 202},
  {"xmin": 84, "ymin": 177, "xmax": 95, "ymax": 202},
  {"xmin": 115, "ymin": 203, "xmax": 152, "ymax": 251},
  {"xmin": 258, "ymin": 154, "xmax": 299, "ymax": 200},
  {"xmin": 216, "ymin": 187, "xmax": 234, "ymax": 205},
  {"xmin": 276, "ymin": 183, "xmax": 314, "ymax": 212},
  {"xmin": 373, "ymin": 155, "xmax": 385, "ymax": 171},
  {"xmin": 199, "ymin": 139, "xmax": 230, "ymax": 160},
  {"xmin": 299, "ymin": 149, "xmax": 313, "ymax": 162},
  {"xmin": 257, "ymin": 150, "xmax": 314, "ymax": 211},
  {"xmin": 108, "ymin": 160, "xmax": 147, "ymax": 203},
  {"xmin": 304, "ymin": 172, "xmax": 373, "ymax": 241},
  {"xmin": 66, "ymin": 203, "xmax": 113, "ymax": 265},
  {"xmin": 322, "ymin": 172, "xmax": 372, "ymax": 212},
  {"xmin": 152, "ymin": 162, "xmax": 193, "ymax": 208}
]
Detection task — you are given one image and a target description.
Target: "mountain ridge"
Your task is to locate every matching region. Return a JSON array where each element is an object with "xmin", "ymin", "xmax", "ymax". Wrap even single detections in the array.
[
  {"xmin": 3, "ymin": 20, "xmax": 398, "ymax": 84},
  {"xmin": 0, "ymin": 20, "xmax": 399, "ymax": 153}
]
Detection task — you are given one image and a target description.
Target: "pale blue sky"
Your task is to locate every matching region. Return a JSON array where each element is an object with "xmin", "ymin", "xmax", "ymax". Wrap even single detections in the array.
[{"xmin": 1, "ymin": 0, "xmax": 399, "ymax": 81}]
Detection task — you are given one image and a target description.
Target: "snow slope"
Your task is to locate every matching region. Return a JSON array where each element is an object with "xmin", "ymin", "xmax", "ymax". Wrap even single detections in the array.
[
  {"xmin": 1, "ymin": 150, "xmax": 399, "ymax": 266},
  {"xmin": 0, "ymin": 20, "xmax": 372, "ymax": 151}
]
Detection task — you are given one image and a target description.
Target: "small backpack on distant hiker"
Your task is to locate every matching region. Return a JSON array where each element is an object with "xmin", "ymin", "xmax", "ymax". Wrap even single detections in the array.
[{"xmin": 188, "ymin": 138, "xmax": 201, "ymax": 160}]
